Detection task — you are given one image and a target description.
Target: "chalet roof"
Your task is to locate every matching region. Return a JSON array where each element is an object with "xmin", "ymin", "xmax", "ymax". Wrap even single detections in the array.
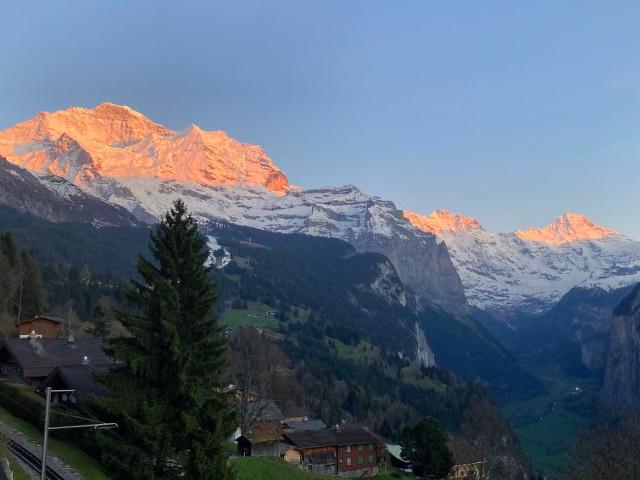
[
  {"xmin": 448, "ymin": 440, "xmax": 482, "ymax": 466},
  {"xmin": 2, "ymin": 337, "xmax": 116, "ymax": 372},
  {"xmin": 285, "ymin": 419, "xmax": 327, "ymax": 431},
  {"xmin": 284, "ymin": 424, "xmax": 378, "ymax": 450},
  {"xmin": 284, "ymin": 429, "xmax": 336, "ymax": 449},
  {"xmin": 334, "ymin": 424, "xmax": 379, "ymax": 447},
  {"xmin": 386, "ymin": 444, "xmax": 410, "ymax": 463},
  {"xmin": 241, "ymin": 420, "xmax": 282, "ymax": 444},
  {"xmin": 43, "ymin": 365, "xmax": 112, "ymax": 400},
  {"xmin": 16, "ymin": 315, "xmax": 64, "ymax": 326}
]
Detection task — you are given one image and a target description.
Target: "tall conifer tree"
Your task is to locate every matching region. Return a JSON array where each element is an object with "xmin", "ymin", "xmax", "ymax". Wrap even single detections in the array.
[{"xmin": 97, "ymin": 199, "xmax": 234, "ymax": 479}]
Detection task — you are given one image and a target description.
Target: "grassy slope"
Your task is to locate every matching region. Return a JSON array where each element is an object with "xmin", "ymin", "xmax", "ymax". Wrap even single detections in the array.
[
  {"xmin": 0, "ymin": 406, "xmax": 110, "ymax": 480},
  {"xmin": 231, "ymin": 458, "xmax": 409, "ymax": 480},
  {"xmin": 8, "ymin": 455, "xmax": 30, "ymax": 480}
]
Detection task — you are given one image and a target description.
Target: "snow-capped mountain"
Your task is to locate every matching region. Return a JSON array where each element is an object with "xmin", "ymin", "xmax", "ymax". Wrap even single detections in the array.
[
  {"xmin": 0, "ymin": 104, "xmax": 466, "ymax": 316},
  {"xmin": 0, "ymin": 102, "xmax": 289, "ymax": 194},
  {"xmin": 404, "ymin": 210, "xmax": 640, "ymax": 319}
]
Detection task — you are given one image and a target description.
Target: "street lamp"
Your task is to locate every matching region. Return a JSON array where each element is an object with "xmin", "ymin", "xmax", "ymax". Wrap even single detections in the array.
[{"xmin": 41, "ymin": 387, "xmax": 118, "ymax": 480}]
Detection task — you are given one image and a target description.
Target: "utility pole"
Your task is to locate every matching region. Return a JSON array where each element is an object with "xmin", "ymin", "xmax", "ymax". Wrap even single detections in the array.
[
  {"xmin": 40, "ymin": 387, "xmax": 51, "ymax": 480},
  {"xmin": 41, "ymin": 387, "xmax": 117, "ymax": 480}
]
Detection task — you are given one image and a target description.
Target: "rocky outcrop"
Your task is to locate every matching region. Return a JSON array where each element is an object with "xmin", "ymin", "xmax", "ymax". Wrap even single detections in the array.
[
  {"xmin": 603, "ymin": 283, "xmax": 640, "ymax": 408},
  {"xmin": 513, "ymin": 285, "xmax": 635, "ymax": 373},
  {"xmin": 0, "ymin": 157, "xmax": 138, "ymax": 227},
  {"xmin": 415, "ymin": 322, "xmax": 436, "ymax": 367}
]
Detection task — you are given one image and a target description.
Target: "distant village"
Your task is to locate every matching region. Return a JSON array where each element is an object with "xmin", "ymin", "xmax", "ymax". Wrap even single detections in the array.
[{"xmin": 0, "ymin": 314, "xmax": 484, "ymax": 479}]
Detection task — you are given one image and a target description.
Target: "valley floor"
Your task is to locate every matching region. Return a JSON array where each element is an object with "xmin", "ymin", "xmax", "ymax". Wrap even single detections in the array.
[{"xmin": 502, "ymin": 368, "xmax": 597, "ymax": 478}]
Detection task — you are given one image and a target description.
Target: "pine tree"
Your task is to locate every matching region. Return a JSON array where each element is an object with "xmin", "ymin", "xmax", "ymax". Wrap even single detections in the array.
[
  {"xmin": 96, "ymin": 199, "xmax": 234, "ymax": 479},
  {"xmin": 87, "ymin": 304, "xmax": 109, "ymax": 338},
  {"xmin": 18, "ymin": 252, "xmax": 43, "ymax": 320},
  {"xmin": 0, "ymin": 232, "xmax": 17, "ymax": 267},
  {"xmin": 400, "ymin": 417, "xmax": 454, "ymax": 478}
]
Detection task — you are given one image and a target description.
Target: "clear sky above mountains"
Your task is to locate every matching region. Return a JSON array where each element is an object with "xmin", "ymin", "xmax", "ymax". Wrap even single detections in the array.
[{"xmin": 2, "ymin": 1, "xmax": 639, "ymax": 237}]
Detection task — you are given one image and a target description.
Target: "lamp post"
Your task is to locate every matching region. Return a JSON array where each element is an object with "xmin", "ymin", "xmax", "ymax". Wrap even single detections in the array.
[{"xmin": 41, "ymin": 387, "xmax": 117, "ymax": 480}]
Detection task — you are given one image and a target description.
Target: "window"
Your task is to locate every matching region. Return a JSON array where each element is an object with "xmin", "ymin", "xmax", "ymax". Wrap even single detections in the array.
[
  {"xmin": 347, "ymin": 458, "xmax": 351, "ymax": 466},
  {"xmin": 369, "ymin": 443, "xmax": 374, "ymax": 450},
  {"xmin": 357, "ymin": 456, "xmax": 364, "ymax": 464},
  {"xmin": 346, "ymin": 445, "xmax": 351, "ymax": 453},
  {"xmin": 358, "ymin": 444, "xmax": 363, "ymax": 451},
  {"xmin": 368, "ymin": 455, "xmax": 374, "ymax": 463}
]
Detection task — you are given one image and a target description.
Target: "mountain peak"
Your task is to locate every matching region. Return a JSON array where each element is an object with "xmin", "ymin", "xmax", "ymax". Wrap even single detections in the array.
[
  {"xmin": 516, "ymin": 212, "xmax": 617, "ymax": 244},
  {"xmin": 0, "ymin": 103, "xmax": 290, "ymax": 193},
  {"xmin": 404, "ymin": 209, "xmax": 483, "ymax": 235}
]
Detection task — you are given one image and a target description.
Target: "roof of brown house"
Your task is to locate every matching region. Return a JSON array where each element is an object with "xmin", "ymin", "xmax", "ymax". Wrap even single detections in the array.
[
  {"xmin": 284, "ymin": 424, "xmax": 379, "ymax": 450},
  {"xmin": 1, "ymin": 337, "xmax": 116, "ymax": 372},
  {"xmin": 242, "ymin": 420, "xmax": 282, "ymax": 444},
  {"xmin": 16, "ymin": 315, "xmax": 64, "ymax": 326}
]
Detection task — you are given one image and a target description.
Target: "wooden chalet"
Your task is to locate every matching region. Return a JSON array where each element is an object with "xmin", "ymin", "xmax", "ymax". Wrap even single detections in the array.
[
  {"xmin": 283, "ymin": 424, "xmax": 381, "ymax": 478},
  {"xmin": 236, "ymin": 420, "xmax": 284, "ymax": 457},
  {"xmin": 0, "ymin": 335, "xmax": 116, "ymax": 384},
  {"xmin": 16, "ymin": 315, "xmax": 65, "ymax": 338}
]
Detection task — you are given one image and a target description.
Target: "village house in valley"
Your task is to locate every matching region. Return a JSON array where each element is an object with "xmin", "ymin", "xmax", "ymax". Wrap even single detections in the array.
[
  {"xmin": 16, "ymin": 315, "xmax": 65, "ymax": 338},
  {"xmin": 0, "ymin": 315, "xmax": 117, "ymax": 406},
  {"xmin": 282, "ymin": 424, "xmax": 382, "ymax": 478}
]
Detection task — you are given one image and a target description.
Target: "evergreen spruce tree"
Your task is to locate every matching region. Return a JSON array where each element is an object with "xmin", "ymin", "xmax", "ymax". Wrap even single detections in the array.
[
  {"xmin": 96, "ymin": 199, "xmax": 234, "ymax": 479},
  {"xmin": 87, "ymin": 304, "xmax": 109, "ymax": 338},
  {"xmin": 18, "ymin": 252, "xmax": 43, "ymax": 320},
  {"xmin": 400, "ymin": 417, "xmax": 454, "ymax": 478}
]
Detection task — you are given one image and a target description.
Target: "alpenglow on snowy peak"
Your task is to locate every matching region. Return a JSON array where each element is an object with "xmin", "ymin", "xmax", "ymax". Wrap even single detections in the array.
[
  {"xmin": 405, "ymin": 210, "xmax": 640, "ymax": 318},
  {"xmin": 0, "ymin": 103, "xmax": 468, "ymax": 317},
  {"xmin": 0, "ymin": 102, "xmax": 290, "ymax": 193},
  {"xmin": 515, "ymin": 212, "xmax": 618, "ymax": 244}
]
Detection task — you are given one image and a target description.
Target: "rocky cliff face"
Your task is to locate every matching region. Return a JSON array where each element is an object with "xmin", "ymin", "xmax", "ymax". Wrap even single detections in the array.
[
  {"xmin": 0, "ymin": 157, "xmax": 138, "ymax": 227},
  {"xmin": 603, "ymin": 284, "xmax": 640, "ymax": 408},
  {"xmin": 513, "ymin": 285, "xmax": 634, "ymax": 374}
]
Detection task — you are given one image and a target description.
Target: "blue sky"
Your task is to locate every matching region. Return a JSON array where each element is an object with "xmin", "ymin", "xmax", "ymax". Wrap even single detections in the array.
[{"xmin": 2, "ymin": 1, "xmax": 639, "ymax": 236}]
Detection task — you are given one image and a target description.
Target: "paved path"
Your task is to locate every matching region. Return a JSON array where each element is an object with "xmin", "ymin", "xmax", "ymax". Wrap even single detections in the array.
[{"xmin": 0, "ymin": 420, "xmax": 83, "ymax": 480}]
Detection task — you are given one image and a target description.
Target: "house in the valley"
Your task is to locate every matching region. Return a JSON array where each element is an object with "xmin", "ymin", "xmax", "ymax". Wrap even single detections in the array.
[
  {"xmin": 16, "ymin": 315, "xmax": 65, "ymax": 338},
  {"xmin": 447, "ymin": 440, "xmax": 483, "ymax": 480},
  {"xmin": 282, "ymin": 424, "xmax": 381, "ymax": 477},
  {"xmin": 0, "ymin": 333, "xmax": 116, "ymax": 385},
  {"xmin": 236, "ymin": 420, "xmax": 284, "ymax": 457}
]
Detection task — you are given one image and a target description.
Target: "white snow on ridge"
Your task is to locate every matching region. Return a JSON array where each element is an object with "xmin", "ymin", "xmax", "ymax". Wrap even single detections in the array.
[
  {"xmin": 205, "ymin": 235, "xmax": 231, "ymax": 269},
  {"xmin": 414, "ymin": 218, "xmax": 640, "ymax": 318}
]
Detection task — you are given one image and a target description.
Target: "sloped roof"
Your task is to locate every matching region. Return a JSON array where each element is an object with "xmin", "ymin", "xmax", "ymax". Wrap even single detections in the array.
[
  {"xmin": 2, "ymin": 337, "xmax": 115, "ymax": 371},
  {"xmin": 284, "ymin": 424, "xmax": 378, "ymax": 449},
  {"xmin": 285, "ymin": 419, "xmax": 327, "ymax": 431},
  {"xmin": 385, "ymin": 444, "xmax": 409, "ymax": 462},
  {"xmin": 242, "ymin": 420, "xmax": 282, "ymax": 444},
  {"xmin": 16, "ymin": 315, "xmax": 64, "ymax": 326},
  {"xmin": 284, "ymin": 429, "xmax": 336, "ymax": 449},
  {"xmin": 43, "ymin": 365, "xmax": 112, "ymax": 400}
]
